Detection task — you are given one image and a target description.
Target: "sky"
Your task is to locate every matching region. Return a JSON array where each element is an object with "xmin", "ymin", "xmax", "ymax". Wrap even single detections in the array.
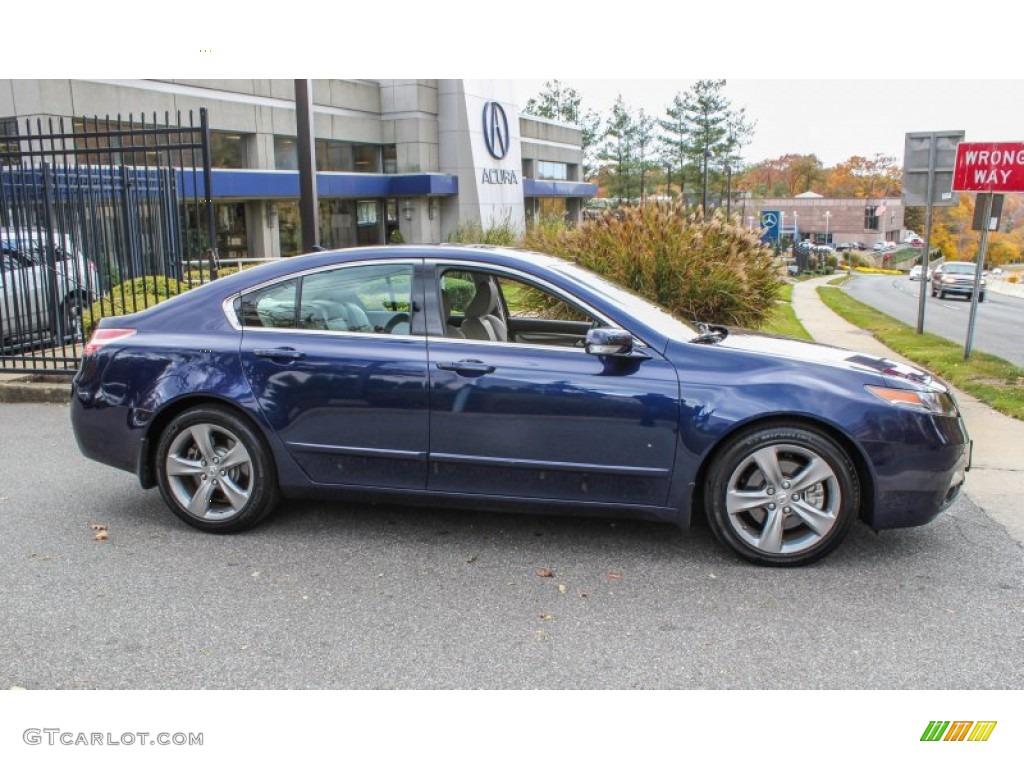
[
  {"xmin": 13, "ymin": 3, "xmax": 1024, "ymax": 173},
  {"xmin": 511, "ymin": 79, "xmax": 1024, "ymax": 168}
]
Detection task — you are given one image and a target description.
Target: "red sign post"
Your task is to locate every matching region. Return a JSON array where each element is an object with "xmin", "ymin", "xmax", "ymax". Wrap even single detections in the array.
[{"xmin": 952, "ymin": 142, "xmax": 1024, "ymax": 191}]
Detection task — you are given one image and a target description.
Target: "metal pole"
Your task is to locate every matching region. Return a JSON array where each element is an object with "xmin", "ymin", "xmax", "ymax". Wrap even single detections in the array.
[
  {"xmin": 915, "ymin": 134, "xmax": 938, "ymax": 334},
  {"xmin": 199, "ymin": 107, "xmax": 218, "ymax": 279},
  {"xmin": 702, "ymin": 150, "xmax": 710, "ymax": 220},
  {"xmin": 964, "ymin": 193, "xmax": 994, "ymax": 360},
  {"xmin": 726, "ymin": 164, "xmax": 732, "ymax": 219},
  {"xmin": 294, "ymin": 79, "xmax": 320, "ymax": 253}
]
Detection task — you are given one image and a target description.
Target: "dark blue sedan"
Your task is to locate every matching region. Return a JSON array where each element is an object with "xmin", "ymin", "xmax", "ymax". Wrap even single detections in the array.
[{"xmin": 70, "ymin": 245, "xmax": 971, "ymax": 566}]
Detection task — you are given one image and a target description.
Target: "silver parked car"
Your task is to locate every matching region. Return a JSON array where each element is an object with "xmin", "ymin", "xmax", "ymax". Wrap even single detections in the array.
[{"xmin": 1, "ymin": 228, "xmax": 100, "ymax": 346}]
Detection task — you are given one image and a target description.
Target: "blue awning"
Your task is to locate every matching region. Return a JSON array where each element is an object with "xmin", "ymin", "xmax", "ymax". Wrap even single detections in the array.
[{"xmin": 177, "ymin": 168, "xmax": 459, "ymax": 200}]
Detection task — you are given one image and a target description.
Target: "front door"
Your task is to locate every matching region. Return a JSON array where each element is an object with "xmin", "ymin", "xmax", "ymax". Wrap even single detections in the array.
[{"xmin": 426, "ymin": 265, "xmax": 680, "ymax": 507}]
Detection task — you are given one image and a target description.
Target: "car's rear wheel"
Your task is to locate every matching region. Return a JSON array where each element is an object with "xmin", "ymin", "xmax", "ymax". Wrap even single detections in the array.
[
  {"xmin": 155, "ymin": 406, "xmax": 280, "ymax": 533},
  {"xmin": 704, "ymin": 425, "xmax": 859, "ymax": 567},
  {"xmin": 58, "ymin": 293, "xmax": 86, "ymax": 344}
]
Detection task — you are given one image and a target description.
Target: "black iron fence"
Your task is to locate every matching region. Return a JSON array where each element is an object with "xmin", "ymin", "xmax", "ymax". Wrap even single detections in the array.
[{"xmin": 1, "ymin": 109, "xmax": 217, "ymax": 373}]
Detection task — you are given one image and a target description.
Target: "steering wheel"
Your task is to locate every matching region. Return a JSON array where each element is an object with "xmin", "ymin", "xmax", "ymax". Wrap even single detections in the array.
[{"xmin": 384, "ymin": 313, "xmax": 411, "ymax": 333}]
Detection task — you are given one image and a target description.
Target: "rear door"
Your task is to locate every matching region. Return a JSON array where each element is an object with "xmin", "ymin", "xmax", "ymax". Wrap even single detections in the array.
[{"xmin": 238, "ymin": 259, "xmax": 430, "ymax": 489}]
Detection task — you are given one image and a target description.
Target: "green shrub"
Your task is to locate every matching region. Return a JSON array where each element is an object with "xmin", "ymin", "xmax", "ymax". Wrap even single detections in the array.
[
  {"xmin": 83, "ymin": 276, "xmax": 186, "ymax": 336},
  {"xmin": 445, "ymin": 214, "xmax": 519, "ymax": 245},
  {"xmin": 389, "ymin": 229, "xmax": 405, "ymax": 244},
  {"xmin": 521, "ymin": 203, "xmax": 782, "ymax": 328}
]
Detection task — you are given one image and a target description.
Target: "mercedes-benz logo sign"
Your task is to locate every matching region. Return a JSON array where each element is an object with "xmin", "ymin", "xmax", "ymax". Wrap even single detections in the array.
[
  {"xmin": 761, "ymin": 213, "xmax": 778, "ymax": 228},
  {"xmin": 482, "ymin": 101, "xmax": 510, "ymax": 160}
]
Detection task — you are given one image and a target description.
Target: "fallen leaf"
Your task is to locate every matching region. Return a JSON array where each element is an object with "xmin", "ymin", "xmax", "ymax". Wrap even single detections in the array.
[
  {"xmin": 709, "ymin": 573, "xmax": 717, "ymax": 580},
  {"xmin": 579, "ymin": 592, "xmax": 588, "ymax": 599},
  {"xmin": 539, "ymin": 613, "xmax": 554, "ymax": 621},
  {"xmin": 466, "ymin": 555, "xmax": 478, "ymax": 564},
  {"xmin": 607, "ymin": 572, "xmax": 622, "ymax": 580},
  {"xmin": 558, "ymin": 584, "xmax": 567, "ymax": 594},
  {"xmin": 92, "ymin": 530, "xmax": 108, "ymax": 542},
  {"xmin": 90, "ymin": 523, "xmax": 107, "ymax": 532},
  {"xmin": 536, "ymin": 568, "xmax": 554, "ymax": 578}
]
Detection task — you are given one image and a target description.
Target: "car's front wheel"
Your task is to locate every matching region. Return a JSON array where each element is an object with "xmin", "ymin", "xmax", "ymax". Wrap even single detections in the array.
[
  {"xmin": 704, "ymin": 425, "xmax": 859, "ymax": 566},
  {"xmin": 155, "ymin": 406, "xmax": 280, "ymax": 533}
]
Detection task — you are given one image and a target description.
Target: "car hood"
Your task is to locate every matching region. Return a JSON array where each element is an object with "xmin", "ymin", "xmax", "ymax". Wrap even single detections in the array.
[{"xmin": 702, "ymin": 330, "xmax": 941, "ymax": 390}]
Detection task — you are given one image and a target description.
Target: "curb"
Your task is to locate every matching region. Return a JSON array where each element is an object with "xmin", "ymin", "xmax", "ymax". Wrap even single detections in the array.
[{"xmin": 0, "ymin": 375, "xmax": 72, "ymax": 404}]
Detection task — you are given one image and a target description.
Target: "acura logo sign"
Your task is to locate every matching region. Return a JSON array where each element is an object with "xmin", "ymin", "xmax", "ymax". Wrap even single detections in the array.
[{"xmin": 482, "ymin": 101, "xmax": 510, "ymax": 160}]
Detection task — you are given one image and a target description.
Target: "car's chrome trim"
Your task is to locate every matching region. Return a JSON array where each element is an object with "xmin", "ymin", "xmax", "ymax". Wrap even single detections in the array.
[
  {"xmin": 286, "ymin": 441, "xmax": 428, "ymax": 461},
  {"xmin": 430, "ymin": 452, "xmax": 670, "ymax": 477}
]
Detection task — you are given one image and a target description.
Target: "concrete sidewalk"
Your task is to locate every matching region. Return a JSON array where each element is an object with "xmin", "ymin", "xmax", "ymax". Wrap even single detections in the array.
[{"xmin": 793, "ymin": 275, "xmax": 1024, "ymax": 546}]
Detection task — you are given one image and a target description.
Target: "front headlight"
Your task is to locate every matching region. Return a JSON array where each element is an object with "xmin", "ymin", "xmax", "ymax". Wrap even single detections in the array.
[
  {"xmin": 942, "ymin": 276, "xmax": 956, "ymax": 284},
  {"xmin": 866, "ymin": 385, "xmax": 959, "ymax": 416}
]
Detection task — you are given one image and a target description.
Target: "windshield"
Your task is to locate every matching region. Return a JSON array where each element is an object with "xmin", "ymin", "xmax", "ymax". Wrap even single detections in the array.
[
  {"xmin": 553, "ymin": 261, "xmax": 697, "ymax": 340},
  {"xmin": 944, "ymin": 263, "xmax": 977, "ymax": 274}
]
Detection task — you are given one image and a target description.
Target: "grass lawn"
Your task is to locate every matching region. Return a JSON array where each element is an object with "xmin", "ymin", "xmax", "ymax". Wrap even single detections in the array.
[
  {"xmin": 818, "ymin": 285, "xmax": 1024, "ymax": 421},
  {"xmin": 757, "ymin": 283, "xmax": 813, "ymax": 341}
]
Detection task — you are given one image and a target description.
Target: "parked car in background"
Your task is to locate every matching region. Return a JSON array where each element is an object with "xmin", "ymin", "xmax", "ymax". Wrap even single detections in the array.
[
  {"xmin": 909, "ymin": 264, "xmax": 932, "ymax": 281},
  {"xmin": 931, "ymin": 261, "xmax": 986, "ymax": 301},
  {"xmin": 1, "ymin": 228, "xmax": 100, "ymax": 347},
  {"xmin": 71, "ymin": 244, "xmax": 971, "ymax": 567},
  {"xmin": 835, "ymin": 242, "xmax": 854, "ymax": 252}
]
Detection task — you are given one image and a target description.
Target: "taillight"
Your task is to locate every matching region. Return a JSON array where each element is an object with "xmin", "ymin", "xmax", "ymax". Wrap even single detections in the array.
[{"xmin": 84, "ymin": 328, "xmax": 136, "ymax": 356}]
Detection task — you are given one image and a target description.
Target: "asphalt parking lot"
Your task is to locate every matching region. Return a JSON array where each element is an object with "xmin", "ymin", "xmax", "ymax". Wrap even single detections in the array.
[{"xmin": 1, "ymin": 401, "xmax": 1023, "ymax": 690}]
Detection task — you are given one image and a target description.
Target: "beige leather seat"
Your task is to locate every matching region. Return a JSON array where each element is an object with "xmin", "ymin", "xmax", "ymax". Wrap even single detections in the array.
[{"xmin": 461, "ymin": 279, "xmax": 507, "ymax": 342}]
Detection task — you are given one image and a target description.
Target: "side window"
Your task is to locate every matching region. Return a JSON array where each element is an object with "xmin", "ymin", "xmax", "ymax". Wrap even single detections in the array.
[
  {"xmin": 440, "ymin": 268, "xmax": 600, "ymax": 346},
  {"xmin": 237, "ymin": 278, "xmax": 299, "ymax": 328},
  {"xmin": 300, "ymin": 263, "xmax": 415, "ymax": 335}
]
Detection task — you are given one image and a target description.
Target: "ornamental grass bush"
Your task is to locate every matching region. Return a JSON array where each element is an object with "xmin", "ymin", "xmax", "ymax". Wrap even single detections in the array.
[{"xmin": 521, "ymin": 203, "xmax": 782, "ymax": 329}]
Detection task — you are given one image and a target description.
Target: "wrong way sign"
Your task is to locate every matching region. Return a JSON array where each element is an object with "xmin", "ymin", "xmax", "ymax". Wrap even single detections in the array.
[{"xmin": 953, "ymin": 142, "xmax": 1024, "ymax": 191}]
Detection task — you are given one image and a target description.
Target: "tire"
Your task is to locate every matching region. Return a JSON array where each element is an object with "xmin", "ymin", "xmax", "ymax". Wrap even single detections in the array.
[
  {"xmin": 704, "ymin": 425, "xmax": 859, "ymax": 567},
  {"xmin": 939, "ymin": 290, "xmax": 946, "ymax": 299},
  {"xmin": 58, "ymin": 293, "xmax": 86, "ymax": 344},
  {"xmin": 155, "ymin": 406, "xmax": 280, "ymax": 533}
]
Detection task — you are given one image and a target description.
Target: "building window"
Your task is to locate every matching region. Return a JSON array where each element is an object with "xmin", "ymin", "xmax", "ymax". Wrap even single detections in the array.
[
  {"xmin": 356, "ymin": 200, "xmax": 381, "ymax": 245},
  {"xmin": 353, "ymin": 144, "xmax": 380, "ymax": 173},
  {"xmin": 383, "ymin": 145, "xmax": 397, "ymax": 174},
  {"xmin": 211, "ymin": 132, "xmax": 246, "ymax": 168},
  {"xmin": 315, "ymin": 139, "xmax": 352, "ymax": 172},
  {"xmin": 537, "ymin": 161, "xmax": 568, "ymax": 181},
  {"xmin": 864, "ymin": 207, "xmax": 880, "ymax": 231},
  {"xmin": 319, "ymin": 199, "xmax": 356, "ymax": 249},
  {"xmin": 274, "ymin": 136, "xmax": 298, "ymax": 171},
  {"xmin": 1, "ymin": 118, "xmax": 19, "ymax": 161}
]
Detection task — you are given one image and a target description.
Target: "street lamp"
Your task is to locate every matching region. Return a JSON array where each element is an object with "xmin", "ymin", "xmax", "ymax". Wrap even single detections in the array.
[
  {"xmin": 824, "ymin": 210, "xmax": 831, "ymax": 244},
  {"xmin": 702, "ymin": 150, "xmax": 711, "ymax": 220},
  {"xmin": 793, "ymin": 211, "xmax": 799, "ymax": 244}
]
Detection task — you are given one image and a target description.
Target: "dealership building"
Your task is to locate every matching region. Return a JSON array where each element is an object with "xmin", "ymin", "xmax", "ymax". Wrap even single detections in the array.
[
  {"xmin": 748, "ymin": 192, "xmax": 907, "ymax": 247},
  {"xmin": 0, "ymin": 79, "xmax": 596, "ymax": 261}
]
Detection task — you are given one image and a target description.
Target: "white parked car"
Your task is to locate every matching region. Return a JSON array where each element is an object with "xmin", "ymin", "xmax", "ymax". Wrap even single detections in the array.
[{"xmin": 1, "ymin": 228, "xmax": 100, "ymax": 345}]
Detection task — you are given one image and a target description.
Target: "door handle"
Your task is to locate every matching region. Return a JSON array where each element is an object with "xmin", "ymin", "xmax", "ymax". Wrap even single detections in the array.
[
  {"xmin": 253, "ymin": 347, "xmax": 306, "ymax": 361},
  {"xmin": 436, "ymin": 359, "xmax": 495, "ymax": 376}
]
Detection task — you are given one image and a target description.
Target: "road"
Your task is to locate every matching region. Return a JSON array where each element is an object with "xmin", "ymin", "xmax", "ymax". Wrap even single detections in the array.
[
  {"xmin": 842, "ymin": 274, "xmax": 1024, "ymax": 367},
  {"xmin": 2, "ymin": 402, "xmax": 1023, "ymax": 690}
]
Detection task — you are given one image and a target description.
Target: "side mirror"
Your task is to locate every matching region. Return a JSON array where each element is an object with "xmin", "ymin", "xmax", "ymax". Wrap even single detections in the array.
[{"xmin": 585, "ymin": 327, "xmax": 634, "ymax": 357}]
